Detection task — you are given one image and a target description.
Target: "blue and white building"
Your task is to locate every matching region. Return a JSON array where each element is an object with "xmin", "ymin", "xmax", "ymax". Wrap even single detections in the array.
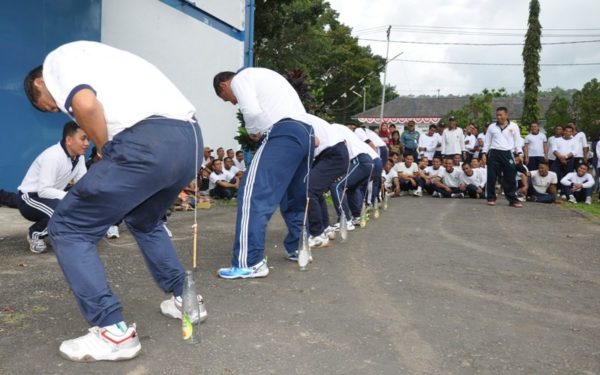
[{"xmin": 0, "ymin": 0, "xmax": 254, "ymax": 190}]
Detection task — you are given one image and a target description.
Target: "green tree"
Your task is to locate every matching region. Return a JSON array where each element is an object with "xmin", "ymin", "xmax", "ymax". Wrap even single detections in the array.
[
  {"xmin": 522, "ymin": 0, "xmax": 542, "ymax": 126},
  {"xmin": 544, "ymin": 95, "xmax": 571, "ymax": 134},
  {"xmin": 572, "ymin": 78, "xmax": 600, "ymax": 137},
  {"xmin": 253, "ymin": 0, "xmax": 394, "ymax": 123},
  {"xmin": 445, "ymin": 89, "xmax": 498, "ymax": 129}
]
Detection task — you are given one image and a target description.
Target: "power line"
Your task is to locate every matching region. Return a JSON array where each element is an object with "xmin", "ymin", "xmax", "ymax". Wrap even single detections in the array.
[
  {"xmin": 394, "ymin": 58, "xmax": 600, "ymax": 66},
  {"xmin": 358, "ymin": 38, "xmax": 600, "ymax": 46},
  {"xmin": 355, "ymin": 24, "xmax": 600, "ymax": 33}
]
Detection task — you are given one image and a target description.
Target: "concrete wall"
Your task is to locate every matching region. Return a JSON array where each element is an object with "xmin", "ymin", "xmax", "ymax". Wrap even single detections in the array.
[{"xmin": 101, "ymin": 0, "xmax": 245, "ymax": 152}]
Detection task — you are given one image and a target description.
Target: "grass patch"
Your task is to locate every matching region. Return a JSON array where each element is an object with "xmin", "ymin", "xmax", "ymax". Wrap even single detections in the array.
[{"xmin": 563, "ymin": 197, "xmax": 600, "ymax": 219}]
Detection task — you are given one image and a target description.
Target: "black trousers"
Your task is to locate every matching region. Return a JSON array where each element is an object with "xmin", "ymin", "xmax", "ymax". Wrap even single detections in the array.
[
  {"xmin": 486, "ymin": 149, "xmax": 518, "ymax": 203},
  {"xmin": 17, "ymin": 191, "xmax": 60, "ymax": 239}
]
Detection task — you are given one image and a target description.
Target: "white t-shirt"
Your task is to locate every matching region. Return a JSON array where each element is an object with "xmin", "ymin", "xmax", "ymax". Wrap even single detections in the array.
[
  {"xmin": 43, "ymin": 41, "xmax": 195, "ymax": 140},
  {"xmin": 225, "ymin": 165, "xmax": 240, "ymax": 176},
  {"xmin": 209, "ymin": 169, "xmax": 235, "ymax": 190},
  {"xmin": 300, "ymin": 114, "xmax": 345, "ymax": 156},
  {"xmin": 483, "ymin": 122, "xmax": 523, "ymax": 154},
  {"xmin": 437, "ymin": 167, "xmax": 462, "ymax": 188},
  {"xmin": 554, "ymin": 137, "xmax": 578, "ymax": 158},
  {"xmin": 231, "ymin": 67, "xmax": 306, "ymax": 135},
  {"xmin": 383, "ymin": 169, "xmax": 397, "ymax": 189},
  {"xmin": 573, "ymin": 132, "xmax": 587, "ymax": 158},
  {"xmin": 418, "ymin": 133, "xmax": 439, "ymax": 159},
  {"xmin": 459, "ymin": 170, "xmax": 486, "ymax": 188},
  {"xmin": 366, "ymin": 128, "xmax": 386, "ymax": 147},
  {"xmin": 524, "ymin": 133, "xmax": 547, "ymax": 157},
  {"xmin": 18, "ymin": 143, "xmax": 87, "ymax": 200},
  {"xmin": 234, "ymin": 158, "xmax": 246, "ymax": 172},
  {"xmin": 547, "ymin": 136, "xmax": 560, "ymax": 161},
  {"xmin": 394, "ymin": 162, "xmax": 418, "ymax": 176},
  {"xmin": 424, "ymin": 165, "xmax": 443, "ymax": 178},
  {"xmin": 530, "ymin": 170, "xmax": 557, "ymax": 194},
  {"xmin": 441, "ymin": 127, "xmax": 465, "ymax": 155},
  {"xmin": 333, "ymin": 124, "xmax": 376, "ymax": 160},
  {"xmin": 464, "ymin": 134, "xmax": 477, "ymax": 153}
]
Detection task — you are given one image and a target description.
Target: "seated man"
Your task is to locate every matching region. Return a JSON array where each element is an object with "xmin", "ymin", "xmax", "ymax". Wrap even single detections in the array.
[
  {"xmin": 208, "ymin": 159, "xmax": 239, "ymax": 200},
  {"xmin": 224, "ymin": 156, "xmax": 243, "ymax": 179},
  {"xmin": 234, "ymin": 150, "xmax": 246, "ymax": 172},
  {"xmin": 422, "ymin": 156, "xmax": 443, "ymax": 195},
  {"xmin": 17, "ymin": 122, "xmax": 88, "ymax": 253},
  {"xmin": 459, "ymin": 162, "xmax": 486, "ymax": 198},
  {"xmin": 527, "ymin": 161, "xmax": 557, "ymax": 203},
  {"xmin": 561, "ymin": 163, "xmax": 594, "ymax": 204},
  {"xmin": 516, "ymin": 158, "xmax": 530, "ymax": 201},
  {"xmin": 382, "ymin": 159, "xmax": 399, "ymax": 195},
  {"xmin": 394, "ymin": 154, "xmax": 424, "ymax": 196},
  {"xmin": 433, "ymin": 157, "xmax": 464, "ymax": 198}
]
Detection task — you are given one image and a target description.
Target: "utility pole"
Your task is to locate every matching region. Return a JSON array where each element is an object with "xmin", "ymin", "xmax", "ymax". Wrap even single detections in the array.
[
  {"xmin": 379, "ymin": 25, "xmax": 391, "ymax": 125},
  {"xmin": 362, "ymin": 85, "xmax": 369, "ymax": 112}
]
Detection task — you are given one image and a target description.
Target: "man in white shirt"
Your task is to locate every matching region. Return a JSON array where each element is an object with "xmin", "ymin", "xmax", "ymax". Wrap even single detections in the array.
[
  {"xmin": 464, "ymin": 123, "xmax": 478, "ymax": 164},
  {"xmin": 481, "ymin": 107, "xmax": 523, "ymax": 207},
  {"xmin": 523, "ymin": 123, "xmax": 548, "ymax": 171},
  {"xmin": 547, "ymin": 125, "xmax": 562, "ymax": 176},
  {"xmin": 561, "ymin": 163, "xmax": 594, "ymax": 204},
  {"xmin": 418, "ymin": 124, "xmax": 440, "ymax": 163},
  {"xmin": 234, "ymin": 150, "xmax": 246, "ymax": 172},
  {"xmin": 459, "ymin": 162, "xmax": 486, "ymax": 199},
  {"xmin": 209, "ymin": 159, "xmax": 239, "ymax": 199},
  {"xmin": 527, "ymin": 161, "xmax": 557, "ymax": 203},
  {"xmin": 17, "ymin": 122, "xmax": 88, "ymax": 253},
  {"xmin": 24, "ymin": 41, "xmax": 204, "ymax": 361},
  {"xmin": 382, "ymin": 159, "xmax": 399, "ymax": 194},
  {"xmin": 214, "ymin": 68, "xmax": 312, "ymax": 279},
  {"xmin": 553, "ymin": 125, "xmax": 578, "ymax": 184},
  {"xmin": 394, "ymin": 154, "xmax": 423, "ymax": 196},
  {"xmin": 441, "ymin": 116, "xmax": 466, "ymax": 160},
  {"xmin": 433, "ymin": 157, "xmax": 464, "ymax": 198},
  {"xmin": 570, "ymin": 121, "xmax": 589, "ymax": 167},
  {"xmin": 224, "ymin": 157, "xmax": 243, "ymax": 178},
  {"xmin": 422, "ymin": 156, "xmax": 443, "ymax": 195},
  {"xmin": 476, "ymin": 124, "xmax": 487, "ymax": 163}
]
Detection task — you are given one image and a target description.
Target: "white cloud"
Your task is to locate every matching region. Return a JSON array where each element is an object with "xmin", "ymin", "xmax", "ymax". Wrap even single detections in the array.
[{"xmin": 327, "ymin": 0, "xmax": 600, "ymax": 96}]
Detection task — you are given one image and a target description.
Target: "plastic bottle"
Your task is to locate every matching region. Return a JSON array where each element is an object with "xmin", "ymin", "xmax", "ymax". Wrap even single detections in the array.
[
  {"xmin": 298, "ymin": 226, "xmax": 310, "ymax": 271},
  {"xmin": 182, "ymin": 270, "xmax": 200, "ymax": 344},
  {"xmin": 340, "ymin": 212, "xmax": 348, "ymax": 243},
  {"xmin": 383, "ymin": 191, "xmax": 389, "ymax": 210}
]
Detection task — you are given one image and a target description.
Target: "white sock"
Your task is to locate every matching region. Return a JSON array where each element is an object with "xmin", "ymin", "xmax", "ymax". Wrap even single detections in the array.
[{"xmin": 104, "ymin": 321, "xmax": 127, "ymax": 336}]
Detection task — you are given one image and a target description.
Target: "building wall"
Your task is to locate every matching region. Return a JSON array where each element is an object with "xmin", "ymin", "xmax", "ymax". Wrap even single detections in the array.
[
  {"xmin": 101, "ymin": 0, "xmax": 246, "ymax": 153},
  {"xmin": 0, "ymin": 0, "xmax": 101, "ymax": 191}
]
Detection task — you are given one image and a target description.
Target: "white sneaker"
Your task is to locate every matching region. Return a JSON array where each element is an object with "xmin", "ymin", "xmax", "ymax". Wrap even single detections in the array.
[
  {"xmin": 160, "ymin": 295, "xmax": 208, "ymax": 323},
  {"xmin": 59, "ymin": 324, "xmax": 141, "ymax": 362},
  {"xmin": 398, "ymin": 191, "xmax": 407, "ymax": 197},
  {"xmin": 308, "ymin": 233, "xmax": 330, "ymax": 248},
  {"xmin": 333, "ymin": 221, "xmax": 355, "ymax": 231},
  {"xmin": 568, "ymin": 195, "xmax": 577, "ymax": 204},
  {"xmin": 324, "ymin": 226, "xmax": 336, "ymax": 240},
  {"xmin": 106, "ymin": 225, "xmax": 120, "ymax": 239},
  {"xmin": 413, "ymin": 189, "xmax": 423, "ymax": 197},
  {"xmin": 27, "ymin": 235, "xmax": 47, "ymax": 254},
  {"xmin": 451, "ymin": 193, "xmax": 465, "ymax": 198},
  {"xmin": 432, "ymin": 191, "xmax": 440, "ymax": 198},
  {"xmin": 163, "ymin": 223, "xmax": 173, "ymax": 238},
  {"xmin": 585, "ymin": 197, "xmax": 592, "ymax": 205},
  {"xmin": 561, "ymin": 194, "xmax": 567, "ymax": 201}
]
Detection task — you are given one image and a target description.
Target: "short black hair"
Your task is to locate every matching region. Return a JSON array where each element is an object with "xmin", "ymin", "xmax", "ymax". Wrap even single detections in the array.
[
  {"xmin": 538, "ymin": 160, "xmax": 549, "ymax": 167},
  {"xmin": 24, "ymin": 65, "xmax": 43, "ymax": 105},
  {"xmin": 62, "ymin": 121, "xmax": 81, "ymax": 143},
  {"xmin": 496, "ymin": 106, "xmax": 508, "ymax": 113},
  {"xmin": 235, "ymin": 150, "xmax": 243, "ymax": 156},
  {"xmin": 213, "ymin": 71, "xmax": 236, "ymax": 95}
]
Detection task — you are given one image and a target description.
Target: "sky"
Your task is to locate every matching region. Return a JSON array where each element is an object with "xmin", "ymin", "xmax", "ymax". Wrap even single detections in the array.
[{"xmin": 326, "ymin": 0, "xmax": 600, "ymax": 97}]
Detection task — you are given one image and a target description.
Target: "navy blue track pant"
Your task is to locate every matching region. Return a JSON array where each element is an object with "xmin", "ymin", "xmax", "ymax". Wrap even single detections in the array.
[
  {"xmin": 486, "ymin": 149, "xmax": 518, "ymax": 203},
  {"xmin": 18, "ymin": 192, "xmax": 60, "ymax": 240},
  {"xmin": 49, "ymin": 117, "xmax": 202, "ymax": 328},
  {"xmin": 367, "ymin": 157, "xmax": 383, "ymax": 206},
  {"xmin": 231, "ymin": 119, "xmax": 314, "ymax": 267},
  {"xmin": 307, "ymin": 142, "xmax": 349, "ymax": 237},
  {"xmin": 331, "ymin": 154, "xmax": 373, "ymax": 220}
]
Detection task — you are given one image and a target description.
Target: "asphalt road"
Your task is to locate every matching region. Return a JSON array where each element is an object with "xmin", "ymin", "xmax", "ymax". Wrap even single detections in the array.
[{"xmin": 1, "ymin": 197, "xmax": 599, "ymax": 374}]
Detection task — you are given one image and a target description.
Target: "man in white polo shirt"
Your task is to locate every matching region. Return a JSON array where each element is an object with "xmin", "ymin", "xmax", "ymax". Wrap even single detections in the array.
[
  {"xmin": 17, "ymin": 122, "xmax": 88, "ymax": 253},
  {"xmin": 523, "ymin": 123, "xmax": 547, "ymax": 171},
  {"xmin": 481, "ymin": 107, "xmax": 523, "ymax": 207},
  {"xmin": 24, "ymin": 41, "xmax": 204, "ymax": 361},
  {"xmin": 213, "ymin": 67, "xmax": 313, "ymax": 279},
  {"xmin": 209, "ymin": 159, "xmax": 239, "ymax": 199},
  {"xmin": 418, "ymin": 124, "xmax": 440, "ymax": 163},
  {"xmin": 527, "ymin": 161, "xmax": 557, "ymax": 203}
]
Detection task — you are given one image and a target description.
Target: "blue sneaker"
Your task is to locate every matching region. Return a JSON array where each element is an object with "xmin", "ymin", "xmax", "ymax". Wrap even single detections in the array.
[
  {"xmin": 217, "ymin": 259, "xmax": 269, "ymax": 279},
  {"xmin": 286, "ymin": 252, "xmax": 298, "ymax": 261}
]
